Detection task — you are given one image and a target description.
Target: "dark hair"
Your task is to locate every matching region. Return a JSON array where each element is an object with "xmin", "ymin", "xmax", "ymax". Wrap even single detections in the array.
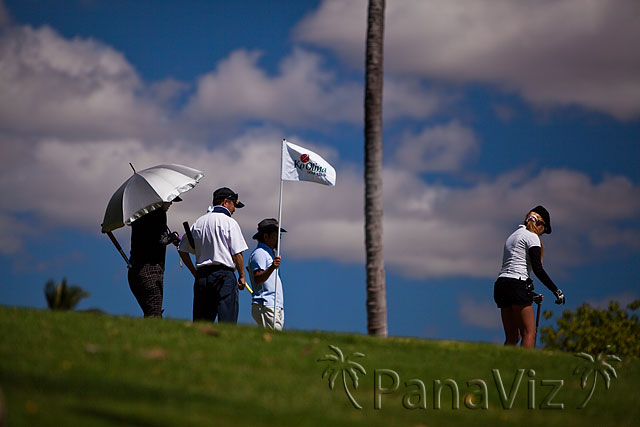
[{"xmin": 256, "ymin": 227, "xmax": 278, "ymax": 243}]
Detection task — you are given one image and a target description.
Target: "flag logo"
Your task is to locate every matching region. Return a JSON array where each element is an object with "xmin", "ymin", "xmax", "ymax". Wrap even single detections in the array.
[{"xmin": 281, "ymin": 140, "xmax": 336, "ymax": 186}]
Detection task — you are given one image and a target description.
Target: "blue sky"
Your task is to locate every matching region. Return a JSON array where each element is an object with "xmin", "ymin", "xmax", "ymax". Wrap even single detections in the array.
[{"xmin": 1, "ymin": 0, "xmax": 639, "ymax": 343}]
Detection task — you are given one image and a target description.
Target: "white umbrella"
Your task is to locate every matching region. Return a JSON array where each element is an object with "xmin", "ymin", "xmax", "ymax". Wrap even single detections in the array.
[
  {"xmin": 101, "ymin": 164, "xmax": 204, "ymax": 264},
  {"xmin": 102, "ymin": 163, "xmax": 204, "ymax": 233}
]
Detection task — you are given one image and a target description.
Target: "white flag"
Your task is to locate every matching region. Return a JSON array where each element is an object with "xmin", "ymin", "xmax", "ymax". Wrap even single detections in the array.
[{"xmin": 281, "ymin": 140, "xmax": 336, "ymax": 186}]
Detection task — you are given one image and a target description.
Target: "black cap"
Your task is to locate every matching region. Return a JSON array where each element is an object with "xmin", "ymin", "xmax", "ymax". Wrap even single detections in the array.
[
  {"xmin": 531, "ymin": 205, "xmax": 552, "ymax": 234},
  {"xmin": 212, "ymin": 187, "xmax": 244, "ymax": 208},
  {"xmin": 252, "ymin": 218, "xmax": 287, "ymax": 239}
]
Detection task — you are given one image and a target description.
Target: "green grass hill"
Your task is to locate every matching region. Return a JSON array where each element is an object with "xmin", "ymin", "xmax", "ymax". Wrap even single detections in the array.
[{"xmin": 1, "ymin": 306, "xmax": 638, "ymax": 426}]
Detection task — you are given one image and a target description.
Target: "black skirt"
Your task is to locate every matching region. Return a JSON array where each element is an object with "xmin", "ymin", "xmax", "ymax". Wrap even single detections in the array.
[{"xmin": 494, "ymin": 277, "xmax": 534, "ymax": 308}]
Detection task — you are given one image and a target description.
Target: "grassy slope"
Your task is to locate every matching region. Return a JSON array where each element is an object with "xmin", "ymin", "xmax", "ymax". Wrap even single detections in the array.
[{"xmin": 0, "ymin": 306, "xmax": 638, "ymax": 426}]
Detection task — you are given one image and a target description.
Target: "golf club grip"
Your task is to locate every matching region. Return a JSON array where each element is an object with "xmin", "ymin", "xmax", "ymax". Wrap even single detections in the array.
[{"xmin": 183, "ymin": 221, "xmax": 195, "ymax": 249}]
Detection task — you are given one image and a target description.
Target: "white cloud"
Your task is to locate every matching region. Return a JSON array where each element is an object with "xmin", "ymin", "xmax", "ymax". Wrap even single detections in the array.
[
  {"xmin": 458, "ymin": 297, "xmax": 502, "ymax": 330},
  {"xmin": 0, "ymin": 25, "xmax": 171, "ymax": 140},
  {"xmin": 183, "ymin": 47, "xmax": 445, "ymax": 126},
  {"xmin": 0, "ymin": 19, "xmax": 638, "ymax": 281},
  {"xmin": 294, "ymin": 0, "xmax": 367, "ymax": 59},
  {"xmin": 393, "ymin": 120, "xmax": 479, "ymax": 172},
  {"xmin": 383, "ymin": 78, "xmax": 450, "ymax": 121},
  {"xmin": 0, "ymin": 22, "xmax": 448, "ymax": 148},
  {"xmin": 183, "ymin": 48, "xmax": 362, "ymax": 126},
  {"xmin": 3, "ymin": 129, "xmax": 638, "ymax": 280},
  {"xmin": 380, "ymin": 168, "xmax": 640, "ymax": 278},
  {"xmin": 296, "ymin": 0, "xmax": 640, "ymax": 120}
]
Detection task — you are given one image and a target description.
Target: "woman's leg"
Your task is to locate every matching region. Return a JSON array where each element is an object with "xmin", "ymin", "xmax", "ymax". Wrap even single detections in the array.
[
  {"xmin": 512, "ymin": 304, "xmax": 536, "ymax": 348},
  {"xmin": 500, "ymin": 307, "xmax": 521, "ymax": 345},
  {"xmin": 128, "ymin": 264, "xmax": 164, "ymax": 318}
]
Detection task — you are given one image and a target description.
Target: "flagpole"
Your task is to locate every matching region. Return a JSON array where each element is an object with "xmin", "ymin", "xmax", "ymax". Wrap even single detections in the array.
[
  {"xmin": 277, "ymin": 140, "xmax": 284, "ymax": 256},
  {"xmin": 273, "ymin": 139, "xmax": 285, "ymax": 330}
]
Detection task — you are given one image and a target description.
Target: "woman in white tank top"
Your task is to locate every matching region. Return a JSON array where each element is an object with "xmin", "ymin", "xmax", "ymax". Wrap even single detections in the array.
[{"xmin": 494, "ymin": 205, "xmax": 565, "ymax": 348}]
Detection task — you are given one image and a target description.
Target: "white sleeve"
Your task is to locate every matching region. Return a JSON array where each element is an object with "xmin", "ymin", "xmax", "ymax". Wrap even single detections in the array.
[
  {"xmin": 524, "ymin": 232, "xmax": 541, "ymax": 249},
  {"xmin": 250, "ymin": 248, "xmax": 270, "ymax": 271},
  {"xmin": 178, "ymin": 233, "xmax": 195, "ymax": 254},
  {"xmin": 228, "ymin": 220, "xmax": 248, "ymax": 255}
]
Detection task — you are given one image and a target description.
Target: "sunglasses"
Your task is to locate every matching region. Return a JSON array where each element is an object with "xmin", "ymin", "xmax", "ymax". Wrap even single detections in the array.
[{"xmin": 528, "ymin": 214, "xmax": 544, "ymax": 226}]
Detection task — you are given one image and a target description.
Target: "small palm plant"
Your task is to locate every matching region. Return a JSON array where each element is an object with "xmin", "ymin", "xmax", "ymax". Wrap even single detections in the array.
[
  {"xmin": 574, "ymin": 345, "xmax": 621, "ymax": 409},
  {"xmin": 318, "ymin": 345, "xmax": 366, "ymax": 409},
  {"xmin": 44, "ymin": 278, "xmax": 90, "ymax": 311}
]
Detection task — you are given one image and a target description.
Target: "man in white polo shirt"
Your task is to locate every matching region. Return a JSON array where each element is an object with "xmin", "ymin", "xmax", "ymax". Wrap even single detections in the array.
[{"xmin": 179, "ymin": 187, "xmax": 248, "ymax": 323}]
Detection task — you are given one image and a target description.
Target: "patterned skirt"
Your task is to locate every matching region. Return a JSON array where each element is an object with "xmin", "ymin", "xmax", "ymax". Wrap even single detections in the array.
[{"xmin": 128, "ymin": 263, "xmax": 164, "ymax": 317}]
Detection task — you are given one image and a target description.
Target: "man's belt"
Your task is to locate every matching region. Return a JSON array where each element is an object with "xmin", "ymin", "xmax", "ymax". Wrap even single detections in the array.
[{"xmin": 196, "ymin": 264, "xmax": 235, "ymax": 277}]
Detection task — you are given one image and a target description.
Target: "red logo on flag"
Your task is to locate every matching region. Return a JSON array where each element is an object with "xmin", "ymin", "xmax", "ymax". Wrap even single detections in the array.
[{"xmin": 300, "ymin": 154, "xmax": 310, "ymax": 163}]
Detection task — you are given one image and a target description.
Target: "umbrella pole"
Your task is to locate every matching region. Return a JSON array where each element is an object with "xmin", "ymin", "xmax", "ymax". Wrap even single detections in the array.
[{"xmin": 106, "ymin": 231, "xmax": 131, "ymax": 267}]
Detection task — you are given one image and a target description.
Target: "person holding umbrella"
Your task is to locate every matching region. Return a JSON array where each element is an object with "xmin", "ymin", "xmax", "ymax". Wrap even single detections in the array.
[
  {"xmin": 494, "ymin": 205, "xmax": 566, "ymax": 348},
  {"xmin": 128, "ymin": 200, "xmax": 181, "ymax": 318},
  {"xmin": 179, "ymin": 187, "xmax": 248, "ymax": 324},
  {"xmin": 101, "ymin": 163, "xmax": 204, "ymax": 318}
]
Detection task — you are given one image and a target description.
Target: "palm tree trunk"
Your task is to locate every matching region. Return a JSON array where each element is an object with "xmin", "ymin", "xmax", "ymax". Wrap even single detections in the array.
[
  {"xmin": 364, "ymin": 0, "xmax": 387, "ymax": 337},
  {"xmin": 579, "ymin": 375, "xmax": 597, "ymax": 409},
  {"xmin": 342, "ymin": 371, "xmax": 362, "ymax": 409}
]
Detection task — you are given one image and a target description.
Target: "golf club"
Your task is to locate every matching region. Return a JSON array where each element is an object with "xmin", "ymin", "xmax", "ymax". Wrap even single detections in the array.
[
  {"xmin": 533, "ymin": 293, "xmax": 543, "ymax": 347},
  {"xmin": 182, "ymin": 221, "xmax": 195, "ymax": 249}
]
